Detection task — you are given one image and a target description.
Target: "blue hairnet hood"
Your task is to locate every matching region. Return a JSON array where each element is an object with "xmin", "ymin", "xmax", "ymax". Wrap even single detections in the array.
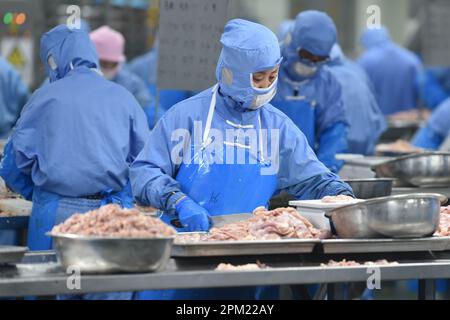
[
  {"xmin": 40, "ymin": 24, "xmax": 99, "ymax": 82},
  {"xmin": 277, "ymin": 20, "xmax": 295, "ymax": 42},
  {"xmin": 360, "ymin": 26, "xmax": 391, "ymax": 49},
  {"xmin": 216, "ymin": 19, "xmax": 282, "ymax": 109},
  {"xmin": 289, "ymin": 10, "xmax": 337, "ymax": 57},
  {"xmin": 80, "ymin": 19, "xmax": 91, "ymax": 33},
  {"xmin": 330, "ymin": 43, "xmax": 344, "ymax": 62}
]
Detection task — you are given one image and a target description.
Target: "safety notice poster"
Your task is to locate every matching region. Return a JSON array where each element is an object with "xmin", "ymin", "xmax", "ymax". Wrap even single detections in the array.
[
  {"xmin": 157, "ymin": 0, "xmax": 231, "ymax": 91},
  {"xmin": 1, "ymin": 37, "xmax": 34, "ymax": 87}
]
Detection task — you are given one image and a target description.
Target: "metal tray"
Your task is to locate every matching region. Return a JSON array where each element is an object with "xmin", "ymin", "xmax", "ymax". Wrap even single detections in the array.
[
  {"xmin": 336, "ymin": 155, "xmax": 393, "ymax": 167},
  {"xmin": 172, "ymin": 239, "xmax": 320, "ymax": 257},
  {"xmin": 0, "ymin": 198, "xmax": 32, "ymax": 216},
  {"xmin": 321, "ymin": 237, "xmax": 450, "ymax": 254},
  {"xmin": 0, "ymin": 246, "xmax": 28, "ymax": 264}
]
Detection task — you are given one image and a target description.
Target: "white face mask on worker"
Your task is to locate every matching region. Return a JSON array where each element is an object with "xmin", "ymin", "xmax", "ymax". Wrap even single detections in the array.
[
  {"xmin": 250, "ymin": 78, "xmax": 278, "ymax": 110},
  {"xmin": 102, "ymin": 67, "xmax": 119, "ymax": 80},
  {"xmin": 294, "ymin": 61, "xmax": 317, "ymax": 77}
]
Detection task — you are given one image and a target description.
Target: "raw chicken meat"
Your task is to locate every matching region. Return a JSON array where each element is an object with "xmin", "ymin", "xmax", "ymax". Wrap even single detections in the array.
[
  {"xmin": 215, "ymin": 262, "xmax": 268, "ymax": 271},
  {"xmin": 321, "ymin": 259, "xmax": 399, "ymax": 267},
  {"xmin": 434, "ymin": 206, "xmax": 450, "ymax": 237},
  {"xmin": 388, "ymin": 109, "xmax": 430, "ymax": 121},
  {"xmin": 51, "ymin": 204, "xmax": 176, "ymax": 238},
  {"xmin": 376, "ymin": 139, "xmax": 424, "ymax": 154},
  {"xmin": 321, "ymin": 195, "xmax": 354, "ymax": 203},
  {"xmin": 176, "ymin": 207, "xmax": 331, "ymax": 243}
]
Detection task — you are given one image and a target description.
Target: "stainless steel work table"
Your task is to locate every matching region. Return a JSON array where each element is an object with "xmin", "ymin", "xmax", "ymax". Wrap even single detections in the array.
[{"xmin": 1, "ymin": 251, "xmax": 450, "ymax": 300}]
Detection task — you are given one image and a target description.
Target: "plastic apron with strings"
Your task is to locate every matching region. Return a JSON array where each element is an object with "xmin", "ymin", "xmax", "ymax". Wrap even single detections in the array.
[
  {"xmin": 272, "ymin": 78, "xmax": 316, "ymax": 148},
  {"xmin": 27, "ymin": 184, "xmax": 134, "ymax": 251},
  {"xmin": 161, "ymin": 85, "xmax": 278, "ymax": 230}
]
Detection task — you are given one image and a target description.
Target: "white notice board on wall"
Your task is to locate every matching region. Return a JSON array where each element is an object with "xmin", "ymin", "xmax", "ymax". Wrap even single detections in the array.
[
  {"xmin": 157, "ymin": 0, "xmax": 231, "ymax": 91},
  {"xmin": 421, "ymin": 0, "xmax": 450, "ymax": 65}
]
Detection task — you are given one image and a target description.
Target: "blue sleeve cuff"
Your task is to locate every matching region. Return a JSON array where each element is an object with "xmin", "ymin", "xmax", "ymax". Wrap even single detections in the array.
[
  {"xmin": 0, "ymin": 139, "xmax": 34, "ymax": 200},
  {"xmin": 166, "ymin": 191, "xmax": 188, "ymax": 213},
  {"xmin": 411, "ymin": 125, "xmax": 444, "ymax": 150}
]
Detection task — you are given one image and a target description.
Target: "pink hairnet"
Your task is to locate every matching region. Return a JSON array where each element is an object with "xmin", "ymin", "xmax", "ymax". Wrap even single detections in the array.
[{"xmin": 90, "ymin": 26, "xmax": 126, "ymax": 62}]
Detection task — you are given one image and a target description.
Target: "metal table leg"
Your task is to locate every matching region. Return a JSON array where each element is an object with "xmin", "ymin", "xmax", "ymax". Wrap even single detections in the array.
[
  {"xmin": 418, "ymin": 279, "xmax": 436, "ymax": 300},
  {"xmin": 289, "ymin": 285, "xmax": 312, "ymax": 300},
  {"xmin": 313, "ymin": 284, "xmax": 328, "ymax": 300},
  {"xmin": 327, "ymin": 283, "xmax": 348, "ymax": 300}
]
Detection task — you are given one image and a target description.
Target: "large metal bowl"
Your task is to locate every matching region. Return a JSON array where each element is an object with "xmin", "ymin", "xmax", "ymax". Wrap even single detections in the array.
[
  {"xmin": 49, "ymin": 233, "xmax": 174, "ymax": 274},
  {"xmin": 344, "ymin": 178, "xmax": 394, "ymax": 199},
  {"xmin": 372, "ymin": 152, "xmax": 450, "ymax": 187},
  {"xmin": 325, "ymin": 194, "xmax": 445, "ymax": 239}
]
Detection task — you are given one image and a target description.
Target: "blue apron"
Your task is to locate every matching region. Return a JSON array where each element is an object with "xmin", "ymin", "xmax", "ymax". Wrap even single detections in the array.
[
  {"xmin": 28, "ymin": 183, "xmax": 134, "ymax": 251},
  {"xmin": 148, "ymin": 84, "xmax": 190, "ymax": 112},
  {"xmin": 272, "ymin": 92, "xmax": 316, "ymax": 149},
  {"xmin": 138, "ymin": 86, "xmax": 279, "ymax": 300},
  {"xmin": 0, "ymin": 231, "xmax": 19, "ymax": 246},
  {"xmin": 27, "ymin": 184, "xmax": 135, "ymax": 300}
]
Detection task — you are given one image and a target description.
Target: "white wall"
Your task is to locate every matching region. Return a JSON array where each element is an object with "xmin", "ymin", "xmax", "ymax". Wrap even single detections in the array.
[
  {"xmin": 354, "ymin": 0, "xmax": 410, "ymax": 48},
  {"xmin": 232, "ymin": 0, "xmax": 291, "ymax": 32}
]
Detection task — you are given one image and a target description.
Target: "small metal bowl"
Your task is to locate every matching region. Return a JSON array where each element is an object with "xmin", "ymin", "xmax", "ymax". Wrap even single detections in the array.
[
  {"xmin": 344, "ymin": 178, "xmax": 394, "ymax": 199},
  {"xmin": 0, "ymin": 246, "xmax": 28, "ymax": 264},
  {"xmin": 373, "ymin": 152, "xmax": 450, "ymax": 187},
  {"xmin": 325, "ymin": 194, "xmax": 446, "ymax": 239},
  {"xmin": 49, "ymin": 233, "xmax": 174, "ymax": 274}
]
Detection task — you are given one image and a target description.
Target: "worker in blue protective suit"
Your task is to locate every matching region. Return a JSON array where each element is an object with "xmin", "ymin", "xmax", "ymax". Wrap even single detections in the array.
[
  {"xmin": 0, "ymin": 58, "xmax": 30, "ymax": 245},
  {"xmin": 271, "ymin": 10, "xmax": 349, "ymax": 173},
  {"xmin": 0, "ymin": 25, "xmax": 149, "ymax": 300},
  {"xmin": 130, "ymin": 19, "xmax": 354, "ymax": 300},
  {"xmin": 277, "ymin": 19, "xmax": 295, "ymax": 42},
  {"xmin": 358, "ymin": 26, "xmax": 423, "ymax": 116},
  {"xmin": 328, "ymin": 44, "xmax": 386, "ymax": 155},
  {"xmin": 0, "ymin": 58, "xmax": 29, "ymax": 139},
  {"xmin": 90, "ymin": 26, "xmax": 155, "ymax": 127},
  {"xmin": 127, "ymin": 38, "xmax": 191, "ymax": 115},
  {"xmin": 412, "ymin": 97, "xmax": 450, "ymax": 150}
]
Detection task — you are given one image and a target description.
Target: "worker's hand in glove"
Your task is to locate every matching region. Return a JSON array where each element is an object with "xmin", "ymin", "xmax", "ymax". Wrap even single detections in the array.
[{"xmin": 175, "ymin": 197, "xmax": 211, "ymax": 232}]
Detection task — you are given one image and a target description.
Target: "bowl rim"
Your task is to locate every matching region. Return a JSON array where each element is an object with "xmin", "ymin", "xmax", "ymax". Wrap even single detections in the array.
[
  {"xmin": 325, "ymin": 193, "xmax": 447, "ymax": 217},
  {"xmin": 373, "ymin": 152, "xmax": 450, "ymax": 168},
  {"xmin": 344, "ymin": 178, "xmax": 395, "ymax": 183},
  {"xmin": 46, "ymin": 232, "xmax": 176, "ymax": 241}
]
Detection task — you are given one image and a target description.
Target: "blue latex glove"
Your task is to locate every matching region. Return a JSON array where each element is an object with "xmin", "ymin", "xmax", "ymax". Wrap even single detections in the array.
[
  {"xmin": 0, "ymin": 140, "xmax": 34, "ymax": 201},
  {"xmin": 175, "ymin": 197, "xmax": 211, "ymax": 232},
  {"xmin": 412, "ymin": 124, "xmax": 444, "ymax": 151}
]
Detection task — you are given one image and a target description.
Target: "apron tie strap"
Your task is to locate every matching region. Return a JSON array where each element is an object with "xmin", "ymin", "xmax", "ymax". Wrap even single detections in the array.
[{"xmin": 100, "ymin": 189, "xmax": 125, "ymax": 206}]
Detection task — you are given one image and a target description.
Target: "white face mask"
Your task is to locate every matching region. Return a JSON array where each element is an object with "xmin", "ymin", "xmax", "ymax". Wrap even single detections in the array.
[
  {"xmin": 250, "ymin": 78, "xmax": 278, "ymax": 110},
  {"xmin": 294, "ymin": 61, "xmax": 318, "ymax": 77}
]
